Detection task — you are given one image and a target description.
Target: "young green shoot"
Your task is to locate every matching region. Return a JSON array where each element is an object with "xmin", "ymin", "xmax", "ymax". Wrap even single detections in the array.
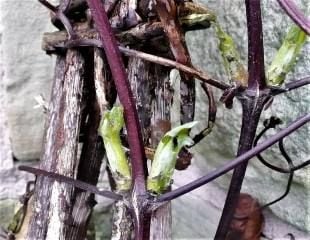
[
  {"xmin": 147, "ymin": 121, "xmax": 198, "ymax": 194},
  {"xmin": 98, "ymin": 107, "xmax": 131, "ymax": 191}
]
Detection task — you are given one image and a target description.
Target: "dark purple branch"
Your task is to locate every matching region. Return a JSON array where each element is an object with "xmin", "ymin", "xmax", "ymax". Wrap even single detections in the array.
[
  {"xmin": 38, "ymin": 0, "xmax": 57, "ymax": 12},
  {"xmin": 201, "ymin": 83, "xmax": 217, "ymax": 123},
  {"xmin": 257, "ymin": 137, "xmax": 295, "ymax": 209},
  {"xmin": 285, "ymin": 76, "xmax": 310, "ymax": 92},
  {"xmin": 245, "ymin": 0, "xmax": 266, "ymax": 90},
  {"xmin": 86, "ymin": 0, "xmax": 147, "ymax": 193},
  {"xmin": 39, "ymin": 0, "xmax": 76, "ymax": 38},
  {"xmin": 271, "ymin": 76, "xmax": 310, "ymax": 95},
  {"xmin": 191, "ymin": 83, "xmax": 217, "ymax": 145},
  {"xmin": 156, "ymin": 113, "xmax": 310, "ymax": 202},
  {"xmin": 255, "ymin": 117, "xmax": 310, "ymax": 173},
  {"xmin": 277, "ymin": 0, "xmax": 310, "ymax": 35},
  {"xmin": 18, "ymin": 165, "xmax": 122, "ymax": 200}
]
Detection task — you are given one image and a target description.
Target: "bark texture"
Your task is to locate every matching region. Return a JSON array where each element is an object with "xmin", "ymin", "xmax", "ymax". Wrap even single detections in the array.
[
  {"xmin": 64, "ymin": 49, "xmax": 106, "ymax": 240},
  {"xmin": 128, "ymin": 57, "xmax": 174, "ymax": 240},
  {"xmin": 27, "ymin": 50, "xmax": 85, "ymax": 239}
]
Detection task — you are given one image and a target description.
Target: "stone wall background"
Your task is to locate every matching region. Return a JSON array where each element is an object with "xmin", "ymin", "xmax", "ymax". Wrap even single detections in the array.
[{"xmin": 0, "ymin": 0, "xmax": 309, "ymax": 239}]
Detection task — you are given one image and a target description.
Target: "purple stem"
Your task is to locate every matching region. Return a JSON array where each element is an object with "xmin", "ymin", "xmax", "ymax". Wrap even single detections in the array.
[
  {"xmin": 214, "ymin": 1, "xmax": 267, "ymax": 238},
  {"xmin": 18, "ymin": 165, "xmax": 122, "ymax": 200},
  {"xmin": 246, "ymin": 0, "xmax": 266, "ymax": 90},
  {"xmin": 271, "ymin": 76, "xmax": 310, "ymax": 95},
  {"xmin": 38, "ymin": 0, "xmax": 57, "ymax": 12},
  {"xmin": 277, "ymin": 0, "xmax": 310, "ymax": 35},
  {"xmin": 156, "ymin": 113, "xmax": 310, "ymax": 202},
  {"xmin": 285, "ymin": 76, "xmax": 310, "ymax": 92},
  {"xmin": 86, "ymin": 0, "xmax": 147, "ymax": 194}
]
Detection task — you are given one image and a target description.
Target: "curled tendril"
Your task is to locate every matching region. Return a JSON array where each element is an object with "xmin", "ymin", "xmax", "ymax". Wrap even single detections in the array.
[
  {"xmin": 254, "ymin": 117, "xmax": 310, "ymax": 207},
  {"xmin": 234, "ymin": 116, "xmax": 310, "ymax": 219},
  {"xmin": 190, "ymin": 83, "xmax": 217, "ymax": 147},
  {"xmin": 255, "ymin": 116, "xmax": 310, "ymax": 174}
]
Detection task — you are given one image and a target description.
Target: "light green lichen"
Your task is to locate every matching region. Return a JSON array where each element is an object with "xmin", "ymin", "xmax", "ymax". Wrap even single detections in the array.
[{"xmin": 267, "ymin": 25, "xmax": 307, "ymax": 86}]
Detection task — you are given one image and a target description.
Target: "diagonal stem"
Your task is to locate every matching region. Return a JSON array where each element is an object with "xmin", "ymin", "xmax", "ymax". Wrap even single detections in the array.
[
  {"xmin": 18, "ymin": 166, "xmax": 122, "ymax": 200},
  {"xmin": 277, "ymin": 0, "xmax": 310, "ymax": 35},
  {"xmin": 86, "ymin": 0, "xmax": 147, "ymax": 193},
  {"xmin": 269, "ymin": 76, "xmax": 310, "ymax": 95},
  {"xmin": 86, "ymin": 1, "xmax": 150, "ymax": 239},
  {"xmin": 283, "ymin": 76, "xmax": 310, "ymax": 92},
  {"xmin": 156, "ymin": 113, "xmax": 310, "ymax": 202},
  {"xmin": 119, "ymin": 46, "xmax": 230, "ymax": 90}
]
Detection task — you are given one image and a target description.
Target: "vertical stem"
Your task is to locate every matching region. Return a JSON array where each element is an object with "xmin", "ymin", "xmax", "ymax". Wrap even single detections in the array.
[
  {"xmin": 86, "ymin": 0, "xmax": 147, "ymax": 193},
  {"xmin": 123, "ymin": 57, "xmax": 154, "ymax": 240},
  {"xmin": 215, "ymin": 0, "xmax": 267, "ymax": 238},
  {"xmin": 246, "ymin": 0, "xmax": 266, "ymax": 90},
  {"xmin": 214, "ymin": 93, "xmax": 267, "ymax": 239}
]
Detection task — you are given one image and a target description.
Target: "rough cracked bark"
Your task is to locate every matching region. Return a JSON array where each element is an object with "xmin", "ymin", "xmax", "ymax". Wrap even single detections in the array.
[
  {"xmin": 26, "ymin": 50, "xmax": 84, "ymax": 239},
  {"xmin": 65, "ymin": 48, "xmax": 115, "ymax": 240},
  {"xmin": 128, "ymin": 57, "xmax": 173, "ymax": 240}
]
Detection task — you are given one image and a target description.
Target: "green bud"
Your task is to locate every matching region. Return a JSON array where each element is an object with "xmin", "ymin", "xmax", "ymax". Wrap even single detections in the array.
[
  {"xmin": 214, "ymin": 23, "xmax": 248, "ymax": 87},
  {"xmin": 147, "ymin": 121, "xmax": 198, "ymax": 194}
]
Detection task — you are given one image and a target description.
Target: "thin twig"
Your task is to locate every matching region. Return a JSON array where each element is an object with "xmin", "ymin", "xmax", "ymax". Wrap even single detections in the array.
[
  {"xmin": 18, "ymin": 166, "xmax": 122, "ymax": 200},
  {"xmin": 56, "ymin": 12, "xmax": 76, "ymax": 38},
  {"xmin": 258, "ymin": 138, "xmax": 295, "ymax": 206},
  {"xmin": 38, "ymin": 0, "xmax": 57, "ymax": 12},
  {"xmin": 271, "ymin": 76, "xmax": 310, "ymax": 95},
  {"xmin": 277, "ymin": 0, "xmax": 310, "ymax": 35},
  {"xmin": 191, "ymin": 83, "xmax": 217, "ymax": 145},
  {"xmin": 284, "ymin": 76, "xmax": 310, "ymax": 92},
  {"xmin": 65, "ymin": 39, "xmax": 231, "ymax": 90},
  {"xmin": 119, "ymin": 46, "xmax": 230, "ymax": 90},
  {"xmin": 38, "ymin": 0, "xmax": 76, "ymax": 38}
]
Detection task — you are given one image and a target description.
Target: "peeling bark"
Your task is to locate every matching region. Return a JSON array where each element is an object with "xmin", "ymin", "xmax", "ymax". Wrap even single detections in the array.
[
  {"xmin": 149, "ymin": 64, "xmax": 173, "ymax": 240},
  {"xmin": 63, "ymin": 48, "xmax": 109, "ymax": 240},
  {"xmin": 26, "ymin": 50, "xmax": 85, "ymax": 239},
  {"xmin": 128, "ymin": 57, "xmax": 173, "ymax": 240}
]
